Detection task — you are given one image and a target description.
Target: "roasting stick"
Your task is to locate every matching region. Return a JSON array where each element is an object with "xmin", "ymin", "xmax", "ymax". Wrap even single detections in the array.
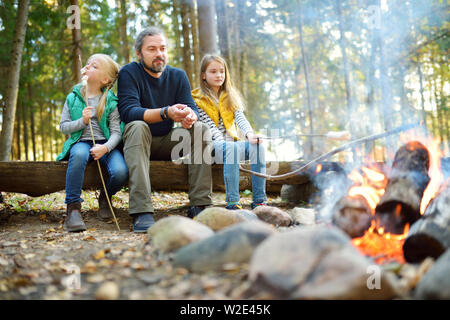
[
  {"xmin": 259, "ymin": 131, "xmax": 351, "ymax": 141},
  {"xmin": 240, "ymin": 122, "xmax": 421, "ymax": 181},
  {"xmin": 81, "ymin": 71, "xmax": 121, "ymax": 231}
]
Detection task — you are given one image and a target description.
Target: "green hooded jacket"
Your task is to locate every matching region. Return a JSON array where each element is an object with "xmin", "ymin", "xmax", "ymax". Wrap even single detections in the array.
[{"xmin": 56, "ymin": 84, "xmax": 123, "ymax": 161}]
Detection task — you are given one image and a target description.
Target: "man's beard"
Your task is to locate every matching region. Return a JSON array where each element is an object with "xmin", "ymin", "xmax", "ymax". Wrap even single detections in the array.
[{"xmin": 141, "ymin": 57, "xmax": 166, "ymax": 74}]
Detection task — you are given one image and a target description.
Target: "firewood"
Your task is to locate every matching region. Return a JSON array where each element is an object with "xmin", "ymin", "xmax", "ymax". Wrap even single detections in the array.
[
  {"xmin": 375, "ymin": 141, "xmax": 430, "ymax": 234},
  {"xmin": 332, "ymin": 195, "xmax": 373, "ymax": 238},
  {"xmin": 403, "ymin": 181, "xmax": 450, "ymax": 263}
]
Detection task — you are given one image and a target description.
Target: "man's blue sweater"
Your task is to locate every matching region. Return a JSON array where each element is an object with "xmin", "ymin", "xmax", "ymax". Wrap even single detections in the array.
[{"xmin": 117, "ymin": 62, "xmax": 199, "ymax": 136}]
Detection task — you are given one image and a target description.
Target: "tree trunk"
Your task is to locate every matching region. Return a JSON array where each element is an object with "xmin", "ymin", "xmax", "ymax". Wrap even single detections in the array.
[
  {"xmin": 171, "ymin": 0, "xmax": 182, "ymax": 67},
  {"xmin": 416, "ymin": 59, "xmax": 427, "ymax": 126},
  {"xmin": 180, "ymin": 0, "xmax": 193, "ymax": 84},
  {"xmin": 215, "ymin": 0, "xmax": 232, "ymax": 66},
  {"xmin": 22, "ymin": 99, "xmax": 29, "ymax": 160},
  {"xmin": 117, "ymin": 0, "xmax": 130, "ymax": 64},
  {"xmin": 335, "ymin": 0, "xmax": 357, "ymax": 162},
  {"xmin": 298, "ymin": 0, "xmax": 314, "ymax": 156},
  {"xmin": 27, "ymin": 78, "xmax": 37, "ymax": 161},
  {"xmin": 40, "ymin": 104, "xmax": 46, "ymax": 161},
  {"xmin": 188, "ymin": 0, "xmax": 200, "ymax": 87},
  {"xmin": 0, "ymin": 0, "xmax": 30, "ymax": 161},
  {"xmin": 197, "ymin": 0, "xmax": 218, "ymax": 56},
  {"xmin": 14, "ymin": 101, "xmax": 21, "ymax": 160},
  {"xmin": 70, "ymin": 0, "xmax": 82, "ymax": 84}
]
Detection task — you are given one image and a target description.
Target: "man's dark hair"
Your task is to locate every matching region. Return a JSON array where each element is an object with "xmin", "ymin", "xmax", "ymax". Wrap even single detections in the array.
[{"xmin": 134, "ymin": 27, "xmax": 166, "ymax": 53}]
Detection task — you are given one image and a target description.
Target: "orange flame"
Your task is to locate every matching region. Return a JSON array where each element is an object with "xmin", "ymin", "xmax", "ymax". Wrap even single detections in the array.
[
  {"xmin": 420, "ymin": 138, "xmax": 443, "ymax": 214},
  {"xmin": 352, "ymin": 221, "xmax": 410, "ymax": 264}
]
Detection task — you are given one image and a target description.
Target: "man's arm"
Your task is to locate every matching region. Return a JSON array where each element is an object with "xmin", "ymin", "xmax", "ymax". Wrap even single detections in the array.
[{"xmin": 117, "ymin": 68, "xmax": 148, "ymax": 123}]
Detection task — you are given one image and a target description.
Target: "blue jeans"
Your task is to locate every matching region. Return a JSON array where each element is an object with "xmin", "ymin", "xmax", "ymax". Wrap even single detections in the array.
[
  {"xmin": 65, "ymin": 140, "xmax": 129, "ymax": 204},
  {"xmin": 213, "ymin": 140, "xmax": 266, "ymax": 204}
]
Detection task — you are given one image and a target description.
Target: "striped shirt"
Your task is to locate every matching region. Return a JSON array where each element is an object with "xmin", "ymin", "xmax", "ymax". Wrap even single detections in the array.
[{"xmin": 198, "ymin": 107, "xmax": 253, "ymax": 141}]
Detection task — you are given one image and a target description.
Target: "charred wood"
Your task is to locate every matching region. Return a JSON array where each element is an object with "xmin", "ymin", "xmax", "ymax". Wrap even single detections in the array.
[
  {"xmin": 403, "ymin": 182, "xmax": 450, "ymax": 263},
  {"xmin": 375, "ymin": 141, "xmax": 430, "ymax": 234}
]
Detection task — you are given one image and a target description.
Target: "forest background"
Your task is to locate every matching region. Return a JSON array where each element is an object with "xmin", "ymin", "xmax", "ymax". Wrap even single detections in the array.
[{"xmin": 0, "ymin": 0, "xmax": 448, "ymax": 163}]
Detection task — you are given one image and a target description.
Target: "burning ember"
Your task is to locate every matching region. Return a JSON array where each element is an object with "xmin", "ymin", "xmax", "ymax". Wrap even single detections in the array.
[{"xmin": 348, "ymin": 137, "xmax": 444, "ymax": 264}]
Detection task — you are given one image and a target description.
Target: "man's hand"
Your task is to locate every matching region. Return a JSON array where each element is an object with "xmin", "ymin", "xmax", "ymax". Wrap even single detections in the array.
[
  {"xmin": 167, "ymin": 104, "xmax": 190, "ymax": 122},
  {"xmin": 90, "ymin": 144, "xmax": 108, "ymax": 160},
  {"xmin": 181, "ymin": 108, "xmax": 197, "ymax": 129}
]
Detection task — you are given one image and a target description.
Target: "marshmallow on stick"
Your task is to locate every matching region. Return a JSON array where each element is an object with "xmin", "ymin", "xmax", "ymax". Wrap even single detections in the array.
[{"xmin": 325, "ymin": 131, "xmax": 351, "ymax": 141}]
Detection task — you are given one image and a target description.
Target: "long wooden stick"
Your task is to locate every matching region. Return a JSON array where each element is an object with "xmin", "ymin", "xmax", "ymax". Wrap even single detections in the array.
[
  {"xmin": 239, "ymin": 122, "xmax": 422, "ymax": 181},
  {"xmin": 82, "ymin": 74, "xmax": 121, "ymax": 231}
]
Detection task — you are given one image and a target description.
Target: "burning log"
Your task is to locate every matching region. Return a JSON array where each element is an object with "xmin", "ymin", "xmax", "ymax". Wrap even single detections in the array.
[
  {"xmin": 375, "ymin": 141, "xmax": 430, "ymax": 234},
  {"xmin": 403, "ymin": 181, "xmax": 450, "ymax": 263},
  {"xmin": 332, "ymin": 195, "xmax": 373, "ymax": 238}
]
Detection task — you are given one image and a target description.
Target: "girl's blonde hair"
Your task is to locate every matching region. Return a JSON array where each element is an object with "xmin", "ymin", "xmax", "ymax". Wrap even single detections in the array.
[
  {"xmin": 81, "ymin": 53, "xmax": 120, "ymax": 120},
  {"xmin": 199, "ymin": 54, "xmax": 245, "ymax": 112}
]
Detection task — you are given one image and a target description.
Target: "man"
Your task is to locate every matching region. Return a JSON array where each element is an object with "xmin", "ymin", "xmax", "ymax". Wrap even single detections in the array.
[{"xmin": 118, "ymin": 27, "xmax": 213, "ymax": 233}]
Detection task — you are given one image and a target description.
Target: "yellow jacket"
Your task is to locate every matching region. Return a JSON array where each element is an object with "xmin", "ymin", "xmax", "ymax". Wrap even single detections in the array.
[{"xmin": 191, "ymin": 87, "xmax": 240, "ymax": 140}]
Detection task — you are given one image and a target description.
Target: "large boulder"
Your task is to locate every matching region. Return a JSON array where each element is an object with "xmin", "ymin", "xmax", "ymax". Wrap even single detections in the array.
[
  {"xmin": 147, "ymin": 216, "xmax": 214, "ymax": 253},
  {"xmin": 194, "ymin": 207, "xmax": 247, "ymax": 231},
  {"xmin": 245, "ymin": 225, "xmax": 398, "ymax": 299},
  {"xmin": 173, "ymin": 221, "xmax": 275, "ymax": 272}
]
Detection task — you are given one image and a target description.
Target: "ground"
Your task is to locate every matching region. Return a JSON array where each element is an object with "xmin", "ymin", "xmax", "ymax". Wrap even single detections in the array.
[{"xmin": 0, "ymin": 190, "xmax": 293, "ymax": 300}]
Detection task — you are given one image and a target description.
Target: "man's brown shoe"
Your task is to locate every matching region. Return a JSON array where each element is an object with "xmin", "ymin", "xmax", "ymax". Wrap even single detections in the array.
[
  {"xmin": 64, "ymin": 202, "xmax": 87, "ymax": 232},
  {"xmin": 97, "ymin": 191, "xmax": 113, "ymax": 221}
]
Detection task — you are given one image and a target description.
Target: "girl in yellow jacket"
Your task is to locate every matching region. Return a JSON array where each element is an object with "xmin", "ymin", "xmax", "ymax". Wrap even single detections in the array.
[{"xmin": 192, "ymin": 54, "xmax": 267, "ymax": 210}]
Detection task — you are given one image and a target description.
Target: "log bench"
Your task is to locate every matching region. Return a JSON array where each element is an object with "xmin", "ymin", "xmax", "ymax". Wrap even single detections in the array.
[{"xmin": 0, "ymin": 160, "xmax": 345, "ymax": 197}]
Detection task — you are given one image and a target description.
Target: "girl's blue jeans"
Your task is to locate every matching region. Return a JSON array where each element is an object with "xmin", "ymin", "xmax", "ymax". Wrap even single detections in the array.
[
  {"xmin": 213, "ymin": 140, "xmax": 267, "ymax": 204},
  {"xmin": 65, "ymin": 140, "xmax": 129, "ymax": 204}
]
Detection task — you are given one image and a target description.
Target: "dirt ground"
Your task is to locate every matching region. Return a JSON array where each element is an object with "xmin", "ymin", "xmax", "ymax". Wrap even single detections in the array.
[{"xmin": 0, "ymin": 190, "xmax": 293, "ymax": 300}]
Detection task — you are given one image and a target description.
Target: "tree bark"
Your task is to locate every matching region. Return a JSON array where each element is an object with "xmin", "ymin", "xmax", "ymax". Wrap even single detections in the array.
[
  {"xmin": 215, "ymin": 0, "xmax": 232, "ymax": 66},
  {"xmin": 117, "ymin": 0, "xmax": 130, "ymax": 64},
  {"xmin": 171, "ymin": 0, "xmax": 182, "ymax": 67},
  {"xmin": 70, "ymin": 0, "xmax": 82, "ymax": 84},
  {"xmin": 0, "ymin": 0, "xmax": 30, "ymax": 161},
  {"xmin": 197, "ymin": 0, "xmax": 218, "ymax": 56},
  {"xmin": 180, "ymin": 0, "xmax": 194, "ymax": 84},
  {"xmin": 188, "ymin": 0, "xmax": 200, "ymax": 87},
  {"xmin": 22, "ymin": 98, "xmax": 29, "ymax": 160}
]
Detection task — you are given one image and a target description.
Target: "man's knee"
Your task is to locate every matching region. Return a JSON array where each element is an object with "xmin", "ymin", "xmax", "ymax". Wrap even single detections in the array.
[{"xmin": 123, "ymin": 121, "xmax": 152, "ymax": 147}]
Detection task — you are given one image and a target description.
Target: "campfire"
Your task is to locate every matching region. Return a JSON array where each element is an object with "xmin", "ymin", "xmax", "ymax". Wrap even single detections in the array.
[{"xmin": 333, "ymin": 136, "xmax": 447, "ymax": 265}]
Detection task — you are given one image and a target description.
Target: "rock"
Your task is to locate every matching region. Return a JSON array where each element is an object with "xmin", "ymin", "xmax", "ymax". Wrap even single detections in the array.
[
  {"xmin": 147, "ymin": 216, "xmax": 214, "ymax": 253},
  {"xmin": 173, "ymin": 221, "xmax": 275, "ymax": 272},
  {"xmin": 246, "ymin": 225, "xmax": 397, "ymax": 299},
  {"xmin": 95, "ymin": 281, "xmax": 120, "ymax": 300},
  {"xmin": 194, "ymin": 207, "xmax": 247, "ymax": 231},
  {"xmin": 414, "ymin": 250, "xmax": 450, "ymax": 299},
  {"xmin": 253, "ymin": 206, "xmax": 292, "ymax": 226},
  {"xmin": 235, "ymin": 209, "xmax": 259, "ymax": 221},
  {"xmin": 289, "ymin": 207, "xmax": 316, "ymax": 225}
]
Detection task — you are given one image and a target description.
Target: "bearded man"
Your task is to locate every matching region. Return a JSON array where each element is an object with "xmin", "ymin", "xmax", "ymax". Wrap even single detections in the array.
[{"xmin": 117, "ymin": 27, "xmax": 213, "ymax": 232}]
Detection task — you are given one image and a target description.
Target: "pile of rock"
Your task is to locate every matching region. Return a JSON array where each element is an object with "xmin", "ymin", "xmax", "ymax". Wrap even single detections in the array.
[{"xmin": 146, "ymin": 205, "xmax": 449, "ymax": 300}]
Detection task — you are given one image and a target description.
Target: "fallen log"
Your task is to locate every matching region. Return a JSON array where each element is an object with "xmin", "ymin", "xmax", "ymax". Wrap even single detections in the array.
[
  {"xmin": 332, "ymin": 195, "xmax": 373, "ymax": 238},
  {"xmin": 403, "ymin": 181, "xmax": 450, "ymax": 263},
  {"xmin": 0, "ymin": 160, "xmax": 320, "ymax": 197},
  {"xmin": 375, "ymin": 141, "xmax": 430, "ymax": 234}
]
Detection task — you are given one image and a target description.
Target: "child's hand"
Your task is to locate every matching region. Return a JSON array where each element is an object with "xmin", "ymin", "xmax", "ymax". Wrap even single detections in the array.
[
  {"xmin": 82, "ymin": 106, "xmax": 94, "ymax": 125},
  {"xmin": 247, "ymin": 132, "xmax": 264, "ymax": 144},
  {"xmin": 90, "ymin": 144, "xmax": 108, "ymax": 160}
]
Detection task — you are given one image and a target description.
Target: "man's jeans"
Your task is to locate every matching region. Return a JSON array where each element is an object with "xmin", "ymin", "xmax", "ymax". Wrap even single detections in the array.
[
  {"xmin": 213, "ymin": 140, "xmax": 266, "ymax": 204},
  {"xmin": 65, "ymin": 140, "xmax": 129, "ymax": 204}
]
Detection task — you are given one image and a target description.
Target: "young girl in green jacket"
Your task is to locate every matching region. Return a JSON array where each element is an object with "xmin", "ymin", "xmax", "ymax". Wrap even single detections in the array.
[{"xmin": 57, "ymin": 54, "xmax": 128, "ymax": 232}]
